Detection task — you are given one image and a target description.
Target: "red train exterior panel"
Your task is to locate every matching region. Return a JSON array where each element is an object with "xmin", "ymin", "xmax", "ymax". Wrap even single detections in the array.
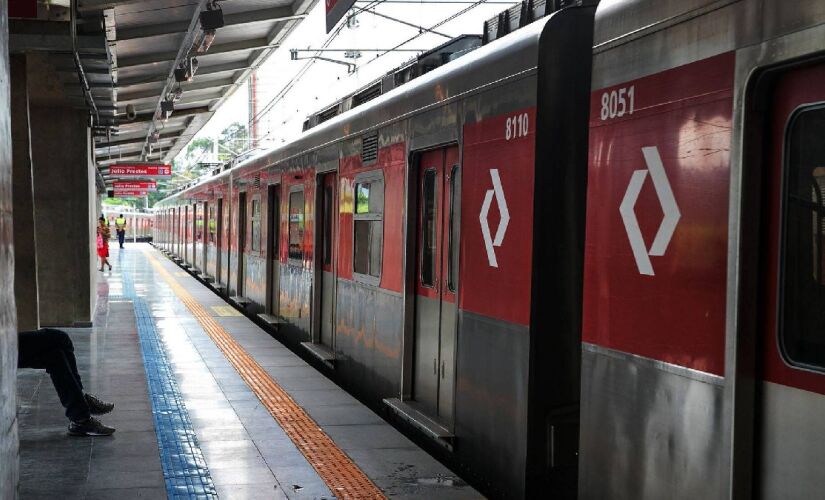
[
  {"xmin": 583, "ymin": 52, "xmax": 735, "ymax": 376},
  {"xmin": 460, "ymin": 108, "xmax": 535, "ymax": 327}
]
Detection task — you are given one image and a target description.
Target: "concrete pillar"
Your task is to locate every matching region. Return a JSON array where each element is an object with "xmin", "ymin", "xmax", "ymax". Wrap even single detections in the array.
[
  {"xmin": 0, "ymin": 0, "xmax": 20, "ymax": 495},
  {"xmin": 10, "ymin": 54, "xmax": 39, "ymax": 331},
  {"xmin": 28, "ymin": 104, "xmax": 96, "ymax": 326}
]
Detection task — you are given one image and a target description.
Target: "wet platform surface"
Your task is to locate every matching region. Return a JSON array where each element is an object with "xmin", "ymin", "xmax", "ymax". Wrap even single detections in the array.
[{"xmin": 17, "ymin": 244, "xmax": 479, "ymax": 499}]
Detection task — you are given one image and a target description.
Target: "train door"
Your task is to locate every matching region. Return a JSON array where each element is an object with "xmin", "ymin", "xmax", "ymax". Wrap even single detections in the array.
[
  {"xmin": 178, "ymin": 207, "xmax": 183, "ymax": 256},
  {"xmin": 266, "ymin": 184, "xmax": 281, "ymax": 316},
  {"xmin": 216, "ymin": 198, "xmax": 224, "ymax": 285},
  {"xmin": 203, "ymin": 201, "xmax": 209, "ymax": 273},
  {"xmin": 756, "ymin": 63, "xmax": 825, "ymax": 498},
  {"xmin": 237, "ymin": 192, "xmax": 247, "ymax": 297},
  {"xmin": 317, "ymin": 173, "xmax": 337, "ymax": 349},
  {"xmin": 174, "ymin": 208, "xmax": 178, "ymax": 252},
  {"xmin": 183, "ymin": 205, "xmax": 189, "ymax": 262},
  {"xmin": 413, "ymin": 146, "xmax": 459, "ymax": 423},
  {"xmin": 192, "ymin": 203, "xmax": 199, "ymax": 268}
]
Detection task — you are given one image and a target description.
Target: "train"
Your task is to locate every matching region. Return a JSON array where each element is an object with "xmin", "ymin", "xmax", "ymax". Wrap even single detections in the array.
[
  {"xmin": 101, "ymin": 209, "xmax": 154, "ymax": 242},
  {"xmin": 152, "ymin": 0, "xmax": 825, "ymax": 497}
]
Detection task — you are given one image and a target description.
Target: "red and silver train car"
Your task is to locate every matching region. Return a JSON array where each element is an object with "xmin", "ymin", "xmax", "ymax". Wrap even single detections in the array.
[
  {"xmin": 582, "ymin": 0, "xmax": 825, "ymax": 498},
  {"xmin": 155, "ymin": 0, "xmax": 825, "ymax": 497},
  {"xmin": 155, "ymin": 3, "xmax": 595, "ymax": 496}
]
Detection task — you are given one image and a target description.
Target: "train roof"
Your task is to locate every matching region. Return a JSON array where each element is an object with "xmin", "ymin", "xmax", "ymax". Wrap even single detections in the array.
[{"xmin": 158, "ymin": 10, "xmax": 560, "ymax": 205}]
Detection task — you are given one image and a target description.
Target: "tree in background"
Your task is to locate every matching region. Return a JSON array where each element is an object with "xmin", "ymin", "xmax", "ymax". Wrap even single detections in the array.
[{"xmin": 146, "ymin": 122, "xmax": 250, "ymax": 208}]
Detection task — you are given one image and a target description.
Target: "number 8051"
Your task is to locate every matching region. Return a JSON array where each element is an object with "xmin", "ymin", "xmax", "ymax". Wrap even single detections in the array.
[{"xmin": 600, "ymin": 85, "xmax": 635, "ymax": 121}]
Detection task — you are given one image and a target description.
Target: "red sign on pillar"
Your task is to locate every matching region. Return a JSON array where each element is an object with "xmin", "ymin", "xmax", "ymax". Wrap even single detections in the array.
[
  {"xmin": 113, "ymin": 181, "xmax": 157, "ymax": 192},
  {"xmin": 109, "ymin": 164, "xmax": 172, "ymax": 177},
  {"xmin": 9, "ymin": 0, "xmax": 37, "ymax": 18}
]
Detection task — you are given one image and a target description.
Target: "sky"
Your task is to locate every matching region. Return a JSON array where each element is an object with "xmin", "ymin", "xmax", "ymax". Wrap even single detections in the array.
[{"xmin": 179, "ymin": 0, "xmax": 518, "ymax": 163}]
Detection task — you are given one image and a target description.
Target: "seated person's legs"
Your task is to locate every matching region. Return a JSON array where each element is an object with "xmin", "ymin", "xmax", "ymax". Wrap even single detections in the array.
[{"xmin": 18, "ymin": 329, "xmax": 116, "ymax": 436}]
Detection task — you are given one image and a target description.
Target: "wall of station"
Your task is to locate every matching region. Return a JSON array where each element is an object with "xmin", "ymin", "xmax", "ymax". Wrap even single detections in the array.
[{"xmin": 0, "ymin": 0, "xmax": 20, "ymax": 495}]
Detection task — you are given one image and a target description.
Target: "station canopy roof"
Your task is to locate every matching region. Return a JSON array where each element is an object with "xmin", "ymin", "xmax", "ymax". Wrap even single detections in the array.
[{"xmin": 9, "ymin": 0, "xmax": 316, "ymax": 176}]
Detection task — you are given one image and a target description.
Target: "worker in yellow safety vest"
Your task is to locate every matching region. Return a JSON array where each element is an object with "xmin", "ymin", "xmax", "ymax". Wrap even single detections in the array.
[
  {"xmin": 208, "ymin": 218, "xmax": 216, "ymax": 243},
  {"xmin": 115, "ymin": 214, "xmax": 127, "ymax": 249}
]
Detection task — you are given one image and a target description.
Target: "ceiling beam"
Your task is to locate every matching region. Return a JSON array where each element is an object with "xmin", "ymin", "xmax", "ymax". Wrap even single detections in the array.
[
  {"xmin": 121, "ymin": 105, "xmax": 211, "ymax": 124},
  {"xmin": 9, "ymin": 33, "xmax": 106, "ymax": 54},
  {"xmin": 117, "ymin": 7, "xmax": 302, "ymax": 41},
  {"xmin": 118, "ymin": 38, "xmax": 274, "ymax": 69},
  {"xmin": 116, "ymin": 60, "xmax": 251, "ymax": 88},
  {"xmin": 96, "ymin": 153, "xmax": 142, "ymax": 163},
  {"xmin": 77, "ymin": 0, "xmax": 157, "ymax": 13},
  {"xmin": 127, "ymin": 92, "xmax": 223, "ymax": 113},
  {"xmin": 97, "ymin": 138, "xmax": 178, "ymax": 156},
  {"xmin": 96, "ymin": 129, "xmax": 185, "ymax": 148},
  {"xmin": 118, "ymin": 77, "xmax": 234, "ymax": 103}
]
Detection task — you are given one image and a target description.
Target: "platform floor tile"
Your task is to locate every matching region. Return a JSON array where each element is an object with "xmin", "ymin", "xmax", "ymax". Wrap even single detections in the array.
[{"xmin": 18, "ymin": 244, "xmax": 481, "ymax": 499}]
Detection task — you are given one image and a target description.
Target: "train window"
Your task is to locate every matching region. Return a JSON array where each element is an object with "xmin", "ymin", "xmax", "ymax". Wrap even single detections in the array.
[
  {"xmin": 251, "ymin": 197, "xmax": 262, "ymax": 251},
  {"xmin": 197, "ymin": 205, "xmax": 203, "ymax": 241},
  {"xmin": 448, "ymin": 166, "xmax": 460, "ymax": 292},
  {"xmin": 208, "ymin": 205, "xmax": 216, "ymax": 244},
  {"xmin": 288, "ymin": 190, "xmax": 305, "ymax": 261},
  {"xmin": 421, "ymin": 169, "xmax": 437, "ymax": 287},
  {"xmin": 323, "ymin": 185, "xmax": 333, "ymax": 267},
  {"xmin": 780, "ymin": 106, "xmax": 825, "ymax": 370},
  {"xmin": 353, "ymin": 171, "xmax": 384, "ymax": 281}
]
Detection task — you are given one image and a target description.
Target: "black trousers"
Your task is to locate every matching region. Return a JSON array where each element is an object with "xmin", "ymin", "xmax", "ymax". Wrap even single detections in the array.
[{"xmin": 18, "ymin": 328, "xmax": 90, "ymax": 422}]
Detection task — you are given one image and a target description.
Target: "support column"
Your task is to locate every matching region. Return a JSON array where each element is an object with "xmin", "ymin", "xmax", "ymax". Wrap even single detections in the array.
[
  {"xmin": 28, "ymin": 105, "xmax": 95, "ymax": 326},
  {"xmin": 10, "ymin": 54, "xmax": 39, "ymax": 331},
  {"xmin": 25, "ymin": 51, "xmax": 96, "ymax": 327},
  {"xmin": 0, "ymin": 0, "xmax": 21, "ymax": 494}
]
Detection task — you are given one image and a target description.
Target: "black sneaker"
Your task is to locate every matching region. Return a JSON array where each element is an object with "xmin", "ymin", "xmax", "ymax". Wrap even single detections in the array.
[
  {"xmin": 85, "ymin": 393, "xmax": 114, "ymax": 415},
  {"xmin": 68, "ymin": 417, "xmax": 116, "ymax": 437}
]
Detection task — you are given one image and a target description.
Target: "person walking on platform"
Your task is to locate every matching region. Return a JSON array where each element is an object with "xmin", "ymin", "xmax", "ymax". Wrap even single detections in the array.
[
  {"xmin": 115, "ymin": 213, "xmax": 127, "ymax": 248},
  {"xmin": 97, "ymin": 216, "xmax": 112, "ymax": 271},
  {"xmin": 18, "ymin": 328, "xmax": 116, "ymax": 436}
]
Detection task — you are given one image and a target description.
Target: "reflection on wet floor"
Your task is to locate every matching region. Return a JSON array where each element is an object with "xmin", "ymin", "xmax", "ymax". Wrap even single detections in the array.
[{"xmin": 17, "ymin": 245, "xmax": 480, "ymax": 499}]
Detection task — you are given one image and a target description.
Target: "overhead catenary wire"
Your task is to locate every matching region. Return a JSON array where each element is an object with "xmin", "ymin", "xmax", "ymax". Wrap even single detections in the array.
[
  {"xmin": 181, "ymin": 0, "xmax": 491, "ymax": 176},
  {"xmin": 208, "ymin": 0, "xmax": 387, "ymax": 153}
]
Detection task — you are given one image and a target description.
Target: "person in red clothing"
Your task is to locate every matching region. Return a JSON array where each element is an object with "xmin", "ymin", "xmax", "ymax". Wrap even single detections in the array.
[{"xmin": 97, "ymin": 216, "xmax": 112, "ymax": 271}]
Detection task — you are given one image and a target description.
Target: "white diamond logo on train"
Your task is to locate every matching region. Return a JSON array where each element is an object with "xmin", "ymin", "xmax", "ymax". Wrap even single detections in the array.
[
  {"xmin": 480, "ymin": 169, "xmax": 510, "ymax": 268},
  {"xmin": 619, "ymin": 146, "xmax": 681, "ymax": 276}
]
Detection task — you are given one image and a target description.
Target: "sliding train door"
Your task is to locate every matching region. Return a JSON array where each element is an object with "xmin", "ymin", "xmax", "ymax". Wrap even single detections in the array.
[
  {"xmin": 237, "ymin": 191, "xmax": 247, "ymax": 297},
  {"xmin": 266, "ymin": 185, "xmax": 280, "ymax": 316},
  {"xmin": 318, "ymin": 173, "xmax": 337, "ymax": 349},
  {"xmin": 413, "ymin": 146, "xmax": 460, "ymax": 423},
  {"xmin": 216, "ymin": 198, "xmax": 224, "ymax": 286},
  {"xmin": 757, "ymin": 62, "xmax": 825, "ymax": 498}
]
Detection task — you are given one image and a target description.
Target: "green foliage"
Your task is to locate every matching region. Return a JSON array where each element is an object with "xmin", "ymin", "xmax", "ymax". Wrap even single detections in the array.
[
  {"xmin": 103, "ymin": 197, "xmax": 136, "ymax": 208},
  {"xmin": 150, "ymin": 122, "xmax": 250, "ymax": 208}
]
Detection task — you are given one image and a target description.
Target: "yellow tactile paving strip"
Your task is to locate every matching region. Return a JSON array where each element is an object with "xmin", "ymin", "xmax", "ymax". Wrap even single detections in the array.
[{"xmin": 143, "ymin": 249, "xmax": 385, "ymax": 499}]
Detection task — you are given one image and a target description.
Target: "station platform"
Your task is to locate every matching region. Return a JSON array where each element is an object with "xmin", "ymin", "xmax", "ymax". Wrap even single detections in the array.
[{"xmin": 16, "ymin": 244, "xmax": 478, "ymax": 500}]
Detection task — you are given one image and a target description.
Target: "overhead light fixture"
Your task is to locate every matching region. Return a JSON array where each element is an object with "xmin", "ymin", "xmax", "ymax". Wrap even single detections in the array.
[
  {"xmin": 160, "ymin": 99, "xmax": 174, "ymax": 120},
  {"xmin": 194, "ymin": 5, "xmax": 224, "ymax": 54},
  {"xmin": 175, "ymin": 57, "xmax": 199, "ymax": 83}
]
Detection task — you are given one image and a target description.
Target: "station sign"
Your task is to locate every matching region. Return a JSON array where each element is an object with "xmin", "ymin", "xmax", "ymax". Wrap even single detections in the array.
[
  {"xmin": 113, "ymin": 181, "xmax": 157, "ymax": 192},
  {"xmin": 109, "ymin": 164, "xmax": 172, "ymax": 178},
  {"xmin": 325, "ymin": 0, "xmax": 356, "ymax": 32},
  {"xmin": 111, "ymin": 189, "xmax": 148, "ymax": 198}
]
